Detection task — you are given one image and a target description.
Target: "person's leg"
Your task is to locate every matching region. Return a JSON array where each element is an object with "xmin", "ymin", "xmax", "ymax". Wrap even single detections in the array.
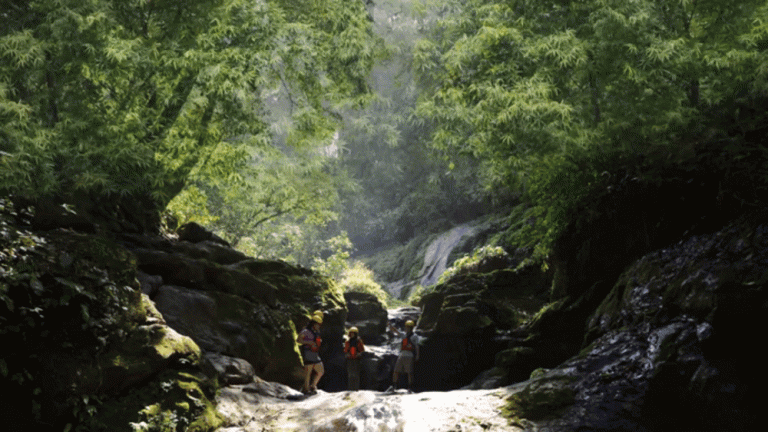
[
  {"xmin": 302, "ymin": 365, "xmax": 312, "ymax": 393},
  {"xmin": 349, "ymin": 359, "xmax": 360, "ymax": 390},
  {"xmin": 310, "ymin": 362, "xmax": 324, "ymax": 390},
  {"xmin": 405, "ymin": 357, "xmax": 414, "ymax": 390},
  {"xmin": 392, "ymin": 355, "xmax": 406, "ymax": 390}
]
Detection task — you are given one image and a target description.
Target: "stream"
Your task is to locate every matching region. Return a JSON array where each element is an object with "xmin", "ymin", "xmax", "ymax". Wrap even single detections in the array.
[
  {"xmin": 214, "ymin": 303, "xmax": 522, "ymax": 431},
  {"xmin": 216, "ymin": 379, "xmax": 522, "ymax": 432}
]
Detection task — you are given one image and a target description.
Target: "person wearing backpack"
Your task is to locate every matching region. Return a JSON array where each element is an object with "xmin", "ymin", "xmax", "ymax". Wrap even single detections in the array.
[
  {"xmin": 343, "ymin": 327, "xmax": 365, "ymax": 391},
  {"xmin": 386, "ymin": 319, "xmax": 419, "ymax": 393},
  {"xmin": 297, "ymin": 312, "xmax": 324, "ymax": 395}
]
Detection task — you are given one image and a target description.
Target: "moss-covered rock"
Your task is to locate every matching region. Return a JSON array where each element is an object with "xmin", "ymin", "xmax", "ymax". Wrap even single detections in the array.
[
  {"xmin": 505, "ymin": 375, "xmax": 576, "ymax": 421},
  {"xmin": 94, "ymin": 370, "xmax": 224, "ymax": 432},
  {"xmin": 0, "ymin": 206, "xmax": 217, "ymax": 431}
]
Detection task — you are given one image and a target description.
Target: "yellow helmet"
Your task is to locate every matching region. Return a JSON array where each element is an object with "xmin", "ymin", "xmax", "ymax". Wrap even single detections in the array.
[
  {"xmin": 311, "ymin": 313, "xmax": 323, "ymax": 324},
  {"xmin": 405, "ymin": 320, "xmax": 415, "ymax": 327},
  {"xmin": 348, "ymin": 327, "xmax": 359, "ymax": 334}
]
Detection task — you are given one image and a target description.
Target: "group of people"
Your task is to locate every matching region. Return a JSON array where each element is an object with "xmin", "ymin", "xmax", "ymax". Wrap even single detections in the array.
[{"xmin": 296, "ymin": 311, "xmax": 420, "ymax": 395}]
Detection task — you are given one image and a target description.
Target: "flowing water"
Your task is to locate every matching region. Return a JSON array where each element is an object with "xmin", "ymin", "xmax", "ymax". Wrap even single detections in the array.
[
  {"xmin": 216, "ymin": 380, "xmax": 523, "ymax": 432},
  {"xmin": 419, "ymin": 224, "xmax": 478, "ymax": 287},
  {"xmin": 384, "ymin": 223, "xmax": 480, "ymax": 299}
]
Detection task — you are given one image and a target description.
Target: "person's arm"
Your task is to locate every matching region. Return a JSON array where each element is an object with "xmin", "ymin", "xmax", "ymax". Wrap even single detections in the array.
[{"xmin": 388, "ymin": 322, "xmax": 402, "ymax": 337}]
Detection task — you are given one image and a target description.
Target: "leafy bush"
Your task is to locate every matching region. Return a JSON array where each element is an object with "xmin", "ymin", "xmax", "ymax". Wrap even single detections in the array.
[
  {"xmin": 1, "ymin": 198, "xmax": 147, "ymax": 430},
  {"xmin": 437, "ymin": 245, "xmax": 509, "ymax": 284},
  {"xmin": 337, "ymin": 261, "xmax": 393, "ymax": 307}
]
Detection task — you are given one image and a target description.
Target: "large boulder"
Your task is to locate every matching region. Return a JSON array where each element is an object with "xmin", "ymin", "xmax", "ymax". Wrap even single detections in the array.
[
  {"xmin": 152, "ymin": 284, "xmax": 304, "ymax": 385},
  {"xmin": 123, "ymin": 223, "xmax": 348, "ymax": 389},
  {"xmin": 506, "ymin": 218, "xmax": 768, "ymax": 431},
  {"xmin": 344, "ymin": 291, "xmax": 388, "ymax": 344},
  {"xmin": 412, "ymin": 257, "xmax": 552, "ymax": 390},
  {"xmin": 0, "ymin": 219, "xmax": 219, "ymax": 432}
]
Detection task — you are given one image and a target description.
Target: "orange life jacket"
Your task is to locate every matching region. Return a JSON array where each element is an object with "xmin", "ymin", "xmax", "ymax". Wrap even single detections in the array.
[
  {"xmin": 401, "ymin": 334, "xmax": 414, "ymax": 351},
  {"xmin": 345, "ymin": 337, "xmax": 364, "ymax": 359},
  {"xmin": 311, "ymin": 336, "xmax": 322, "ymax": 352}
]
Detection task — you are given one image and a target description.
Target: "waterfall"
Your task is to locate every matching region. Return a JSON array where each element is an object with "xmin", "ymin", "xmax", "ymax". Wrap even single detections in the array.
[
  {"xmin": 381, "ymin": 222, "xmax": 480, "ymax": 299},
  {"xmin": 418, "ymin": 224, "xmax": 477, "ymax": 287}
]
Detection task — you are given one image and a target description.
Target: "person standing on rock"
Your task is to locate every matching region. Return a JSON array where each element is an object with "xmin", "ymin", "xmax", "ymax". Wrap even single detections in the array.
[
  {"xmin": 298, "ymin": 312, "xmax": 324, "ymax": 395},
  {"xmin": 344, "ymin": 327, "xmax": 365, "ymax": 391},
  {"xmin": 387, "ymin": 319, "xmax": 419, "ymax": 393}
]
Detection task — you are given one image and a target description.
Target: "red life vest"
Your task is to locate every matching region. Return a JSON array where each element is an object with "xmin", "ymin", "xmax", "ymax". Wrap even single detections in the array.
[
  {"xmin": 345, "ymin": 337, "xmax": 364, "ymax": 359},
  {"xmin": 401, "ymin": 334, "xmax": 414, "ymax": 351}
]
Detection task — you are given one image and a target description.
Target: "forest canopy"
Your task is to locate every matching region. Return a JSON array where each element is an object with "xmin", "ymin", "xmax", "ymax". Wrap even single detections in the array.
[
  {"xmin": 2, "ymin": 0, "xmax": 768, "ymax": 268},
  {"xmin": 410, "ymin": 0, "xmax": 768, "ymax": 253},
  {"xmin": 0, "ymin": 0, "xmax": 379, "ymax": 208},
  {"xmin": 414, "ymin": 0, "xmax": 768, "ymax": 185}
]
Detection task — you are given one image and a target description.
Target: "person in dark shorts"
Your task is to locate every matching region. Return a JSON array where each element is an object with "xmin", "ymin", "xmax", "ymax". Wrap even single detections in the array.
[{"xmin": 297, "ymin": 312, "xmax": 324, "ymax": 394}]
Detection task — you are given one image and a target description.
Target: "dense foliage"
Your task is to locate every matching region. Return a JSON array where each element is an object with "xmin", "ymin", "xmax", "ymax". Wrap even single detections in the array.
[
  {"xmin": 167, "ymin": 144, "xmax": 351, "ymax": 266},
  {"xmin": 412, "ymin": 0, "xmax": 768, "ymax": 255},
  {"xmin": 1, "ymin": 0, "xmax": 378, "ymax": 208},
  {"xmin": 336, "ymin": 0, "xmax": 506, "ymax": 253},
  {"xmin": 0, "ymin": 198, "xmax": 149, "ymax": 430}
]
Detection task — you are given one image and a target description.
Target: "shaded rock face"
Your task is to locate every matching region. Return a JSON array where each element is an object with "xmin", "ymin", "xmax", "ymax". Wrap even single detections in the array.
[
  {"xmin": 508, "ymin": 220, "xmax": 768, "ymax": 431},
  {"xmin": 413, "ymin": 256, "xmax": 552, "ymax": 391},
  {"xmin": 344, "ymin": 291, "xmax": 388, "ymax": 344},
  {"xmin": 122, "ymin": 224, "xmax": 347, "ymax": 389},
  {"xmin": 0, "ymin": 214, "xmax": 215, "ymax": 432},
  {"xmin": 202, "ymin": 352, "xmax": 256, "ymax": 386}
]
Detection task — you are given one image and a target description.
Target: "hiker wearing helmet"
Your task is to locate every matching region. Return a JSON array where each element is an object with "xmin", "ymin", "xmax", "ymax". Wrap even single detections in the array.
[
  {"xmin": 386, "ymin": 319, "xmax": 419, "ymax": 393},
  {"xmin": 297, "ymin": 312, "xmax": 324, "ymax": 394},
  {"xmin": 344, "ymin": 327, "xmax": 365, "ymax": 391}
]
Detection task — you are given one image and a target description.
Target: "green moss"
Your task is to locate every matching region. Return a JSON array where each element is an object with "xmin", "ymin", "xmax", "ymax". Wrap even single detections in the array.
[
  {"xmin": 95, "ymin": 371, "xmax": 223, "ymax": 432},
  {"xmin": 438, "ymin": 245, "xmax": 508, "ymax": 284},
  {"xmin": 504, "ymin": 376, "xmax": 576, "ymax": 421},
  {"xmin": 152, "ymin": 327, "xmax": 201, "ymax": 363}
]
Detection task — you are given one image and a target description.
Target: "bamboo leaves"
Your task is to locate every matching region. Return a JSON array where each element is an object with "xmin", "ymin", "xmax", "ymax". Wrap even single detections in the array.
[
  {"xmin": 0, "ymin": 0, "xmax": 379, "ymax": 210},
  {"xmin": 413, "ymin": 0, "xmax": 768, "ymax": 193}
]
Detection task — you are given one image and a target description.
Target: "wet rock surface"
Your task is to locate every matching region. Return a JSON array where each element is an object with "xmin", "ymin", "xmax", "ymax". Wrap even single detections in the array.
[
  {"xmin": 216, "ymin": 382, "xmax": 522, "ymax": 432},
  {"xmin": 6, "ymin": 194, "xmax": 768, "ymax": 431},
  {"xmin": 503, "ymin": 219, "xmax": 768, "ymax": 431}
]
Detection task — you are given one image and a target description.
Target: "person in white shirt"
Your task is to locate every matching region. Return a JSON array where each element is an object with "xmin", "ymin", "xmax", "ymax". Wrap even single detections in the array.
[{"xmin": 386, "ymin": 319, "xmax": 419, "ymax": 393}]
